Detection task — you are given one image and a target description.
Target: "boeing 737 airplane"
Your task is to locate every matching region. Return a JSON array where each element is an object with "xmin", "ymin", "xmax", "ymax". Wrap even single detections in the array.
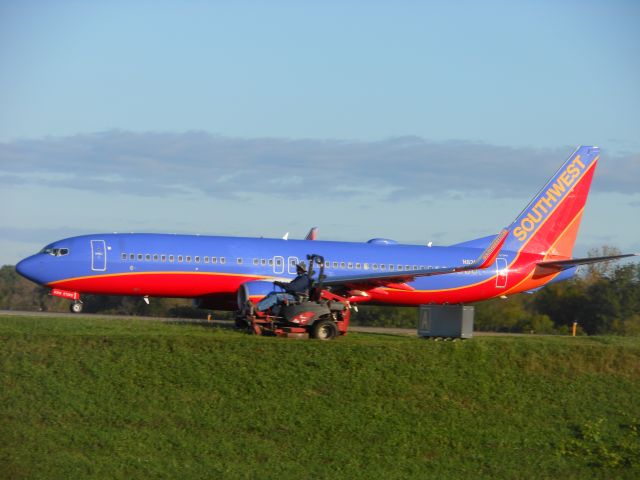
[{"xmin": 16, "ymin": 146, "xmax": 636, "ymax": 314}]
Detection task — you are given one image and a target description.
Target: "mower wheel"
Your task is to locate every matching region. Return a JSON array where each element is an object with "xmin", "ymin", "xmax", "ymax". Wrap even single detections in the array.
[
  {"xmin": 310, "ymin": 319, "xmax": 338, "ymax": 340},
  {"xmin": 235, "ymin": 317, "xmax": 249, "ymax": 330}
]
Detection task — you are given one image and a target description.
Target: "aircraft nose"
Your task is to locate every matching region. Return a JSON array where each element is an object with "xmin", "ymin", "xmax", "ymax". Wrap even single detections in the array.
[{"xmin": 16, "ymin": 256, "xmax": 43, "ymax": 284}]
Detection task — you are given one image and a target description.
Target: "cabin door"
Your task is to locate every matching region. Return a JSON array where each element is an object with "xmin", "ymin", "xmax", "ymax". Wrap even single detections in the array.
[{"xmin": 91, "ymin": 240, "xmax": 107, "ymax": 271}]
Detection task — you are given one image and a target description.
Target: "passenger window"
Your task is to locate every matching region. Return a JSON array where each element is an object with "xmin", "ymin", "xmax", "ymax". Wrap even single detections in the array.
[
  {"xmin": 373, "ymin": 264, "xmax": 378, "ymax": 270},
  {"xmin": 276, "ymin": 258, "xmax": 282, "ymax": 266},
  {"xmin": 237, "ymin": 258, "xmax": 243, "ymax": 265},
  {"xmin": 261, "ymin": 259, "xmax": 267, "ymax": 266},
  {"xmin": 169, "ymin": 255, "xmax": 174, "ymax": 262},
  {"xmin": 333, "ymin": 261, "xmax": 338, "ymax": 268},
  {"xmin": 161, "ymin": 255, "xmax": 166, "ymax": 262},
  {"xmin": 186, "ymin": 256, "xmax": 191, "ymax": 263},
  {"xmin": 380, "ymin": 264, "xmax": 386, "ymax": 270},
  {"xmin": 389, "ymin": 265, "xmax": 394, "ymax": 271},
  {"xmin": 340, "ymin": 262, "xmax": 346, "ymax": 269},
  {"xmin": 137, "ymin": 254, "xmax": 143, "ymax": 261},
  {"xmin": 355, "ymin": 263, "xmax": 361, "ymax": 269},
  {"xmin": 348, "ymin": 262, "xmax": 353, "ymax": 269},
  {"xmin": 220, "ymin": 257, "xmax": 226, "ymax": 264},
  {"xmin": 195, "ymin": 256, "xmax": 200, "ymax": 263},
  {"xmin": 153, "ymin": 254, "xmax": 159, "ymax": 261},
  {"xmin": 364, "ymin": 263, "xmax": 369, "ymax": 270},
  {"xmin": 212, "ymin": 257, "xmax": 217, "ymax": 264},
  {"xmin": 204, "ymin": 256, "xmax": 209, "ymax": 263},
  {"xmin": 268, "ymin": 259, "xmax": 273, "ymax": 266},
  {"xmin": 398, "ymin": 265, "xmax": 403, "ymax": 271},
  {"xmin": 178, "ymin": 256, "xmax": 183, "ymax": 263},
  {"xmin": 121, "ymin": 253, "xmax": 127, "ymax": 260},
  {"xmin": 253, "ymin": 259, "xmax": 259, "ymax": 265},
  {"xmin": 130, "ymin": 254, "xmax": 135, "ymax": 260}
]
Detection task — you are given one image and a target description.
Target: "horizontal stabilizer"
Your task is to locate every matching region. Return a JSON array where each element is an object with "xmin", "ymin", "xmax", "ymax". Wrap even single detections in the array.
[{"xmin": 537, "ymin": 253, "xmax": 638, "ymax": 270}]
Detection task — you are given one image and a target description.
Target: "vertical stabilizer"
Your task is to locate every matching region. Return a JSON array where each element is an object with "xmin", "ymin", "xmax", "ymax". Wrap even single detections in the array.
[{"xmin": 503, "ymin": 146, "xmax": 599, "ymax": 257}]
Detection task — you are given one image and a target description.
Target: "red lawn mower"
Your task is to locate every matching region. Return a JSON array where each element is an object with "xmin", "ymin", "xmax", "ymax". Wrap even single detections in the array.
[{"xmin": 236, "ymin": 254, "xmax": 351, "ymax": 340}]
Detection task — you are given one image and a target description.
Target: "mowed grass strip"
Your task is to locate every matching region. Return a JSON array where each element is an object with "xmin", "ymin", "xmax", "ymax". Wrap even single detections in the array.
[{"xmin": 1, "ymin": 315, "xmax": 639, "ymax": 479}]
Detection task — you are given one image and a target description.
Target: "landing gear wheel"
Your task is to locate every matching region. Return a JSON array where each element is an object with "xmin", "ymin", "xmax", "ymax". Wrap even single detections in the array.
[
  {"xmin": 70, "ymin": 302, "xmax": 83, "ymax": 314},
  {"xmin": 310, "ymin": 319, "xmax": 338, "ymax": 340}
]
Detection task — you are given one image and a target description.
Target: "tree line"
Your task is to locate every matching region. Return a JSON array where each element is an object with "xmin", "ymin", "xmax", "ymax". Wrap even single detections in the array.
[{"xmin": 2, "ymin": 247, "xmax": 638, "ymax": 335}]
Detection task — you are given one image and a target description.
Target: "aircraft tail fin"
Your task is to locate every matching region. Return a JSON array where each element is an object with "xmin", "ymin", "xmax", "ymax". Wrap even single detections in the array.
[
  {"xmin": 305, "ymin": 227, "xmax": 318, "ymax": 240},
  {"xmin": 502, "ymin": 146, "xmax": 599, "ymax": 257}
]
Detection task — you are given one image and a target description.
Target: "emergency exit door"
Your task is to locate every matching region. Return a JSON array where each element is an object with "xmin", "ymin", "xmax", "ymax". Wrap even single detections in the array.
[
  {"xmin": 287, "ymin": 256, "xmax": 299, "ymax": 274},
  {"xmin": 495, "ymin": 257, "xmax": 508, "ymax": 288},
  {"xmin": 91, "ymin": 240, "xmax": 107, "ymax": 271}
]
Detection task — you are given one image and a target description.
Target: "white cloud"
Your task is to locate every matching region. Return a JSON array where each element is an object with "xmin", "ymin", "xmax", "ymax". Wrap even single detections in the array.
[
  {"xmin": 1, "ymin": 132, "xmax": 638, "ymax": 265},
  {"xmin": 3, "ymin": 132, "xmax": 637, "ymax": 202}
]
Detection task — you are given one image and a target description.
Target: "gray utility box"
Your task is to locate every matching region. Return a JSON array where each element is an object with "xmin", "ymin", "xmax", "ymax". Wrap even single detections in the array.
[{"xmin": 418, "ymin": 305, "xmax": 474, "ymax": 339}]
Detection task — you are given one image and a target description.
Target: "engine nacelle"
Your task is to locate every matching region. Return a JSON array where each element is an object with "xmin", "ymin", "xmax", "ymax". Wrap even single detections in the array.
[
  {"xmin": 367, "ymin": 238, "xmax": 398, "ymax": 245},
  {"xmin": 237, "ymin": 280, "xmax": 283, "ymax": 310},
  {"xmin": 193, "ymin": 293, "xmax": 238, "ymax": 311}
]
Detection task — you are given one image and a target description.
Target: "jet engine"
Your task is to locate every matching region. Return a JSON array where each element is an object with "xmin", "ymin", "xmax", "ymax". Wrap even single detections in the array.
[{"xmin": 237, "ymin": 280, "xmax": 283, "ymax": 310}]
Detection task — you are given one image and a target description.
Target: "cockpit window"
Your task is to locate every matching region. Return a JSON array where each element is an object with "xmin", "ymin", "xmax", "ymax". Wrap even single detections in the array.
[{"xmin": 40, "ymin": 247, "xmax": 70, "ymax": 257}]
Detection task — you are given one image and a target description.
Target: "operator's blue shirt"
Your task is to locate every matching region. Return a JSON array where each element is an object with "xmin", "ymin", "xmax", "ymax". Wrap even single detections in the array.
[{"xmin": 284, "ymin": 274, "xmax": 311, "ymax": 294}]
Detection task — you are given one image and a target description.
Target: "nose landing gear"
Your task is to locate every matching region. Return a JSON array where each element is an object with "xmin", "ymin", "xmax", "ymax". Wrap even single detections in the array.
[
  {"xmin": 50, "ymin": 288, "xmax": 83, "ymax": 313},
  {"xmin": 70, "ymin": 301, "xmax": 84, "ymax": 314}
]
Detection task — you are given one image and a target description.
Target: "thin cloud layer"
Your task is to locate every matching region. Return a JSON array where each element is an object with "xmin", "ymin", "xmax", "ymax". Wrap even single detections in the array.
[{"xmin": 1, "ymin": 131, "xmax": 637, "ymax": 199}]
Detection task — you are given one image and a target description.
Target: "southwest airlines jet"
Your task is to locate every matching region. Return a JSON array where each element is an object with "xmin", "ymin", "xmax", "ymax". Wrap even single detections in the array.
[{"xmin": 15, "ymin": 146, "xmax": 635, "ymax": 313}]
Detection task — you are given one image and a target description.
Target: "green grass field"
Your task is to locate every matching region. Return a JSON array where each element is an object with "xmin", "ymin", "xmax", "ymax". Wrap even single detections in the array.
[{"xmin": 1, "ymin": 315, "xmax": 639, "ymax": 479}]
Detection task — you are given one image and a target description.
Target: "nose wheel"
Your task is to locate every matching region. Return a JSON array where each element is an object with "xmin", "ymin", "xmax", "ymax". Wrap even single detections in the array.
[{"xmin": 70, "ymin": 302, "xmax": 83, "ymax": 314}]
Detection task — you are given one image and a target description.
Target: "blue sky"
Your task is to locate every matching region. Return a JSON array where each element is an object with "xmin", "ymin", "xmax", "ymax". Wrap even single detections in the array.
[{"xmin": 1, "ymin": 1, "xmax": 639, "ymax": 265}]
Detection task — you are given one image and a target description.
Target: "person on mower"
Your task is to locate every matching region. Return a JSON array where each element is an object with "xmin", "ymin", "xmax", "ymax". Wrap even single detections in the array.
[{"xmin": 255, "ymin": 262, "xmax": 312, "ymax": 313}]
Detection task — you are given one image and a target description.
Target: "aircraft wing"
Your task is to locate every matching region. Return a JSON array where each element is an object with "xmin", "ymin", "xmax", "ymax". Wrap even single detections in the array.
[
  {"xmin": 537, "ymin": 253, "xmax": 638, "ymax": 270},
  {"xmin": 322, "ymin": 229, "xmax": 509, "ymax": 289}
]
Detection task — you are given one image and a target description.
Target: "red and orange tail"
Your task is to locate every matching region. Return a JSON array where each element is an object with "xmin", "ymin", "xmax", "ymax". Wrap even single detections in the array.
[{"xmin": 503, "ymin": 146, "xmax": 599, "ymax": 258}]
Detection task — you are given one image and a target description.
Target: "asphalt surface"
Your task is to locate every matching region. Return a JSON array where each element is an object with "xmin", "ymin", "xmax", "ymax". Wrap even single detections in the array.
[{"xmin": 0, "ymin": 310, "xmax": 534, "ymax": 337}]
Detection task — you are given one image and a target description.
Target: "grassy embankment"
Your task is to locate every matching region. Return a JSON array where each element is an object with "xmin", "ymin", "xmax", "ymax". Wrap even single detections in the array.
[{"xmin": 1, "ymin": 315, "xmax": 639, "ymax": 479}]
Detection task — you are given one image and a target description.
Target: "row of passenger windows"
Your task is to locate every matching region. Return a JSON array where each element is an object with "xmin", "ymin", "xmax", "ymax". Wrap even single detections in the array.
[
  {"xmin": 120, "ymin": 252, "xmax": 444, "ymax": 271},
  {"xmin": 323, "ymin": 262, "xmax": 479, "ymax": 275},
  {"xmin": 323, "ymin": 261, "xmax": 430, "ymax": 271},
  {"xmin": 121, "ymin": 253, "xmax": 227, "ymax": 264}
]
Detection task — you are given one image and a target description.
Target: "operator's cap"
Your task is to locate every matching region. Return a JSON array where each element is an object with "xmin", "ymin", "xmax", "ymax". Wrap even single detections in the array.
[{"xmin": 296, "ymin": 261, "xmax": 307, "ymax": 272}]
